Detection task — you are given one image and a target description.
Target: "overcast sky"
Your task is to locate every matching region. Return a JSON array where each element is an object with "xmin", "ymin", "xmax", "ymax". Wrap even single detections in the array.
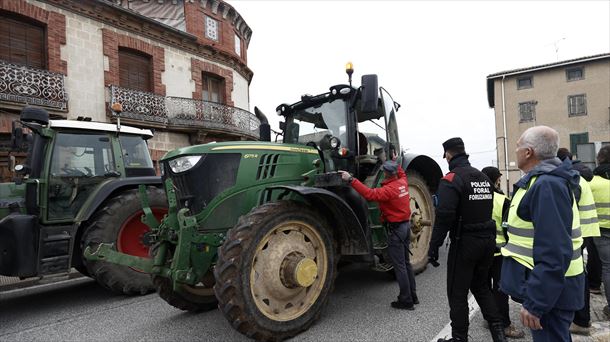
[{"xmin": 227, "ymin": 0, "xmax": 610, "ymax": 172}]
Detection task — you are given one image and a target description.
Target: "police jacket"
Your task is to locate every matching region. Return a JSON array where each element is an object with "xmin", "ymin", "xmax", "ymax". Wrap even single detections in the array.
[
  {"xmin": 429, "ymin": 154, "xmax": 496, "ymax": 251},
  {"xmin": 500, "ymin": 158, "xmax": 585, "ymax": 317},
  {"xmin": 350, "ymin": 166, "xmax": 410, "ymax": 223}
]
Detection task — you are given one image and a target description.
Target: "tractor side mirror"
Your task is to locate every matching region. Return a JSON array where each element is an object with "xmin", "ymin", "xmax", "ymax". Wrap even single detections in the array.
[{"xmin": 360, "ymin": 74, "xmax": 379, "ymax": 113}]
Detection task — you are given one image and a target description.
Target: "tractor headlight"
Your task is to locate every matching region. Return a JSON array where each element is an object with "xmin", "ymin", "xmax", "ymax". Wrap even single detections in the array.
[
  {"xmin": 330, "ymin": 137, "xmax": 341, "ymax": 149},
  {"xmin": 168, "ymin": 155, "xmax": 202, "ymax": 173}
]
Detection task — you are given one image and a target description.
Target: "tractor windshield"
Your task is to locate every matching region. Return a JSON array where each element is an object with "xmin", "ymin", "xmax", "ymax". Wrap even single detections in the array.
[{"xmin": 283, "ymin": 99, "xmax": 348, "ymax": 145}]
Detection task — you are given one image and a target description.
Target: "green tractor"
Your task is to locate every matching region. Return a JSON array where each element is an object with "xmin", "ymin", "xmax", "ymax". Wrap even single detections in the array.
[
  {"xmin": 86, "ymin": 68, "xmax": 442, "ymax": 340},
  {"xmin": 0, "ymin": 106, "xmax": 167, "ymax": 295}
]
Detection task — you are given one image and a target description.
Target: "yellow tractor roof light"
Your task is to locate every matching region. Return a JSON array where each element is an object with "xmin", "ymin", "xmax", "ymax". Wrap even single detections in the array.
[
  {"xmin": 345, "ymin": 62, "xmax": 354, "ymax": 76},
  {"xmin": 111, "ymin": 102, "xmax": 123, "ymax": 113}
]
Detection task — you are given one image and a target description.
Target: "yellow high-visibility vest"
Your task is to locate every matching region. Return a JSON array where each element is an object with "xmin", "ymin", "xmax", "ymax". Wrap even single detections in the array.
[
  {"xmin": 492, "ymin": 192, "xmax": 507, "ymax": 257},
  {"xmin": 501, "ymin": 176, "xmax": 584, "ymax": 277},
  {"xmin": 589, "ymin": 175, "xmax": 610, "ymax": 229},
  {"xmin": 579, "ymin": 177, "xmax": 600, "ymax": 237}
]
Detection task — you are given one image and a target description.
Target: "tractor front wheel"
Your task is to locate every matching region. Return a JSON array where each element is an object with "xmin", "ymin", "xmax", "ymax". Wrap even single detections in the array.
[
  {"xmin": 153, "ymin": 274, "xmax": 218, "ymax": 312},
  {"xmin": 82, "ymin": 187, "xmax": 167, "ymax": 295},
  {"xmin": 406, "ymin": 170, "xmax": 435, "ymax": 274},
  {"xmin": 214, "ymin": 201, "xmax": 336, "ymax": 341}
]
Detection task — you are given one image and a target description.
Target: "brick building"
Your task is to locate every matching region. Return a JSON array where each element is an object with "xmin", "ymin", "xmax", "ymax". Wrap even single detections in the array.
[
  {"xmin": 487, "ymin": 53, "xmax": 610, "ymax": 193},
  {"xmin": 0, "ymin": 0, "xmax": 259, "ymax": 179}
]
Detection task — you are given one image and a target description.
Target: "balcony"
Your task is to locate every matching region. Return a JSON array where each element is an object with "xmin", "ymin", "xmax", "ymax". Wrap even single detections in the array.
[
  {"xmin": 0, "ymin": 60, "xmax": 68, "ymax": 111},
  {"xmin": 109, "ymin": 85, "xmax": 260, "ymax": 140}
]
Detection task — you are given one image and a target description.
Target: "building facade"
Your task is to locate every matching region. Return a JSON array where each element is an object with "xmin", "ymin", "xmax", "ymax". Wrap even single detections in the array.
[
  {"xmin": 0, "ymin": 0, "xmax": 259, "ymax": 180},
  {"xmin": 487, "ymin": 53, "xmax": 610, "ymax": 193}
]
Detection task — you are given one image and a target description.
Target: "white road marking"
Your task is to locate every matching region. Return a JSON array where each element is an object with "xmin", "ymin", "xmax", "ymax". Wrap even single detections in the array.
[{"xmin": 431, "ymin": 295, "xmax": 480, "ymax": 342}]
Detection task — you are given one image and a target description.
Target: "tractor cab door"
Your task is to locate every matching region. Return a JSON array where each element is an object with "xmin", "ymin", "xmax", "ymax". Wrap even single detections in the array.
[
  {"xmin": 355, "ymin": 88, "xmax": 400, "ymax": 186},
  {"xmin": 45, "ymin": 132, "xmax": 116, "ymax": 222}
]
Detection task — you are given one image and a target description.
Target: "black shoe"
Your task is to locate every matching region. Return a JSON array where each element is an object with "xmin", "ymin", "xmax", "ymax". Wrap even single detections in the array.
[
  {"xmin": 412, "ymin": 294, "xmax": 419, "ymax": 305},
  {"xmin": 490, "ymin": 323, "xmax": 508, "ymax": 342},
  {"xmin": 437, "ymin": 338, "xmax": 466, "ymax": 342},
  {"xmin": 391, "ymin": 300, "xmax": 414, "ymax": 310}
]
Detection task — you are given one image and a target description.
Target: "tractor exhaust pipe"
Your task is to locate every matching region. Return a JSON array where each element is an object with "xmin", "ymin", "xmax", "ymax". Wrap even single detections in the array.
[{"xmin": 254, "ymin": 106, "xmax": 271, "ymax": 142}]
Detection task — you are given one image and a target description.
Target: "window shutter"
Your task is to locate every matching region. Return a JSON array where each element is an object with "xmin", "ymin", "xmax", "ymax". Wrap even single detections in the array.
[
  {"xmin": 118, "ymin": 49, "xmax": 152, "ymax": 92},
  {"xmin": 0, "ymin": 14, "xmax": 46, "ymax": 69}
]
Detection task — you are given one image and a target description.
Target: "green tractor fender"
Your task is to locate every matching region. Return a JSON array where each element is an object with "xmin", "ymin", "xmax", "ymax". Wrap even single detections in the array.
[
  {"xmin": 268, "ymin": 185, "xmax": 370, "ymax": 255},
  {"xmin": 402, "ymin": 153, "xmax": 443, "ymax": 193},
  {"xmin": 74, "ymin": 176, "xmax": 162, "ymax": 224}
]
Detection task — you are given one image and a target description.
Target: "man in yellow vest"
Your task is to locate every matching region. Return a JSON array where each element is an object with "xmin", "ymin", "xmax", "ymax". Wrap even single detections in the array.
[
  {"xmin": 557, "ymin": 148, "xmax": 600, "ymax": 335},
  {"xmin": 482, "ymin": 166, "xmax": 526, "ymax": 338},
  {"xmin": 591, "ymin": 145, "xmax": 610, "ymax": 319},
  {"xmin": 500, "ymin": 126, "xmax": 585, "ymax": 342}
]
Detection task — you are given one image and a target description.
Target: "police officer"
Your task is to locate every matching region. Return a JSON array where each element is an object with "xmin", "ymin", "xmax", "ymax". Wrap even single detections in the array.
[
  {"xmin": 481, "ymin": 166, "xmax": 525, "ymax": 338},
  {"xmin": 429, "ymin": 138, "xmax": 506, "ymax": 342},
  {"xmin": 339, "ymin": 161, "xmax": 417, "ymax": 310}
]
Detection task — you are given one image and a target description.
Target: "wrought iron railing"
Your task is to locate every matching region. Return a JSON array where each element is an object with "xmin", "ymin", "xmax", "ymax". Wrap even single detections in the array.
[
  {"xmin": 0, "ymin": 60, "xmax": 68, "ymax": 110},
  {"xmin": 109, "ymin": 85, "xmax": 260, "ymax": 139}
]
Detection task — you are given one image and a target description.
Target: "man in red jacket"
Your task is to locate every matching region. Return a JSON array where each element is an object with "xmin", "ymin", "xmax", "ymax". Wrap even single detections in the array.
[{"xmin": 339, "ymin": 161, "xmax": 417, "ymax": 309}]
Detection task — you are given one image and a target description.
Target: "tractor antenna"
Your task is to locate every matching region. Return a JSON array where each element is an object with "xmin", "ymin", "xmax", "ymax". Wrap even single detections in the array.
[{"xmin": 345, "ymin": 62, "xmax": 354, "ymax": 88}]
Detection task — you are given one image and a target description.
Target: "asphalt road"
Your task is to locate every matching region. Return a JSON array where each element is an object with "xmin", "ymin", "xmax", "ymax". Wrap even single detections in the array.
[{"xmin": 0, "ymin": 247, "xmax": 592, "ymax": 342}]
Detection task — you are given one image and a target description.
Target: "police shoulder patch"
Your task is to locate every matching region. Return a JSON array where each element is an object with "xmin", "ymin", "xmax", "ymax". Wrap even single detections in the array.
[{"xmin": 442, "ymin": 172, "xmax": 456, "ymax": 182}]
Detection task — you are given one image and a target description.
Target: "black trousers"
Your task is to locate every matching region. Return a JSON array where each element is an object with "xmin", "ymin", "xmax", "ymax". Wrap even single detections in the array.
[
  {"xmin": 585, "ymin": 237, "xmax": 602, "ymax": 289},
  {"xmin": 490, "ymin": 255, "xmax": 511, "ymax": 327},
  {"xmin": 447, "ymin": 235, "xmax": 502, "ymax": 340},
  {"xmin": 573, "ymin": 245, "xmax": 591, "ymax": 327},
  {"xmin": 388, "ymin": 221, "xmax": 417, "ymax": 303}
]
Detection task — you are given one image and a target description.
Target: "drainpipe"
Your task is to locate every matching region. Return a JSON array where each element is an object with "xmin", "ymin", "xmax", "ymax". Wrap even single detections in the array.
[{"xmin": 501, "ymin": 75, "xmax": 509, "ymax": 194}]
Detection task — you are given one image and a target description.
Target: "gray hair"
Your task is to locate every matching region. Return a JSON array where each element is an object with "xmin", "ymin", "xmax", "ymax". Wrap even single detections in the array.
[{"xmin": 519, "ymin": 126, "xmax": 559, "ymax": 160}]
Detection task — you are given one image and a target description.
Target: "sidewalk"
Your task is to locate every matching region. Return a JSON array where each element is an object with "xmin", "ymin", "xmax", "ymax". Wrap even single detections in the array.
[{"xmin": 573, "ymin": 290, "xmax": 610, "ymax": 342}]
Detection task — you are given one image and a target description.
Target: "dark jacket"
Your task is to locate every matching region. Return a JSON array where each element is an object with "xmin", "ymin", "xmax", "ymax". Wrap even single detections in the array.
[
  {"xmin": 350, "ymin": 166, "xmax": 411, "ymax": 223},
  {"xmin": 572, "ymin": 160, "xmax": 593, "ymax": 181},
  {"xmin": 500, "ymin": 158, "xmax": 585, "ymax": 318},
  {"xmin": 429, "ymin": 154, "xmax": 495, "ymax": 252}
]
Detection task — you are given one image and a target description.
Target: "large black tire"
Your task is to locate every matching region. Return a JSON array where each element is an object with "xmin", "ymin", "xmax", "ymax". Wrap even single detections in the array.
[
  {"xmin": 82, "ymin": 186, "xmax": 167, "ymax": 295},
  {"xmin": 214, "ymin": 201, "xmax": 337, "ymax": 341},
  {"xmin": 406, "ymin": 170, "xmax": 435, "ymax": 274}
]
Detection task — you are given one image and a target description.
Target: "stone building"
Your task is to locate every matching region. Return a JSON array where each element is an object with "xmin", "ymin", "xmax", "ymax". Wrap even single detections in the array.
[
  {"xmin": 0, "ymin": 0, "xmax": 259, "ymax": 179},
  {"xmin": 487, "ymin": 53, "xmax": 610, "ymax": 193}
]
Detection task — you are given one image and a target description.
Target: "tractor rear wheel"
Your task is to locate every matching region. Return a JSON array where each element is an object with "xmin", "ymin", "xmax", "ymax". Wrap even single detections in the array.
[
  {"xmin": 82, "ymin": 187, "xmax": 167, "ymax": 295},
  {"xmin": 406, "ymin": 170, "xmax": 435, "ymax": 274},
  {"xmin": 214, "ymin": 201, "xmax": 336, "ymax": 341}
]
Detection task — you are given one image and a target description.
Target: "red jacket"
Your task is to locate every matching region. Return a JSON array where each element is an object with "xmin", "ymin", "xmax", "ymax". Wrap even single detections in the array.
[{"xmin": 350, "ymin": 167, "xmax": 411, "ymax": 223}]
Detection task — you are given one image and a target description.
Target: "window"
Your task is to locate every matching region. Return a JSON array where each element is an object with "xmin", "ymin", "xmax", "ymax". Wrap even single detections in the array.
[
  {"xmin": 566, "ymin": 67, "xmax": 584, "ymax": 81},
  {"xmin": 0, "ymin": 13, "xmax": 46, "ymax": 69},
  {"xmin": 120, "ymin": 135, "xmax": 155, "ymax": 177},
  {"xmin": 569, "ymin": 132, "xmax": 589, "ymax": 157},
  {"xmin": 202, "ymin": 73, "xmax": 224, "ymax": 103},
  {"xmin": 234, "ymin": 34, "xmax": 241, "ymax": 56},
  {"xmin": 47, "ymin": 133, "xmax": 115, "ymax": 221},
  {"xmin": 119, "ymin": 48, "xmax": 152, "ymax": 92},
  {"xmin": 518, "ymin": 101, "xmax": 536, "ymax": 122},
  {"xmin": 517, "ymin": 76, "xmax": 532, "ymax": 89},
  {"xmin": 568, "ymin": 94, "xmax": 587, "ymax": 116},
  {"xmin": 205, "ymin": 16, "xmax": 218, "ymax": 41}
]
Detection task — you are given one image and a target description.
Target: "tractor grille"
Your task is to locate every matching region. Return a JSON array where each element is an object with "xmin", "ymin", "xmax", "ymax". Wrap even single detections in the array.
[
  {"xmin": 164, "ymin": 153, "xmax": 241, "ymax": 214},
  {"xmin": 256, "ymin": 154, "xmax": 280, "ymax": 180}
]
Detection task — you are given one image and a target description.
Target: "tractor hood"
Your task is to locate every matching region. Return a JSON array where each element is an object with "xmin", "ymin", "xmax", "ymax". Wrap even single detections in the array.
[{"xmin": 161, "ymin": 141, "xmax": 319, "ymax": 161}]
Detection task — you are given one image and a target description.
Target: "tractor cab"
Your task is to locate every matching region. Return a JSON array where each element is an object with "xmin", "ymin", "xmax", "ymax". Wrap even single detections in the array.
[{"xmin": 277, "ymin": 68, "xmax": 401, "ymax": 186}]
